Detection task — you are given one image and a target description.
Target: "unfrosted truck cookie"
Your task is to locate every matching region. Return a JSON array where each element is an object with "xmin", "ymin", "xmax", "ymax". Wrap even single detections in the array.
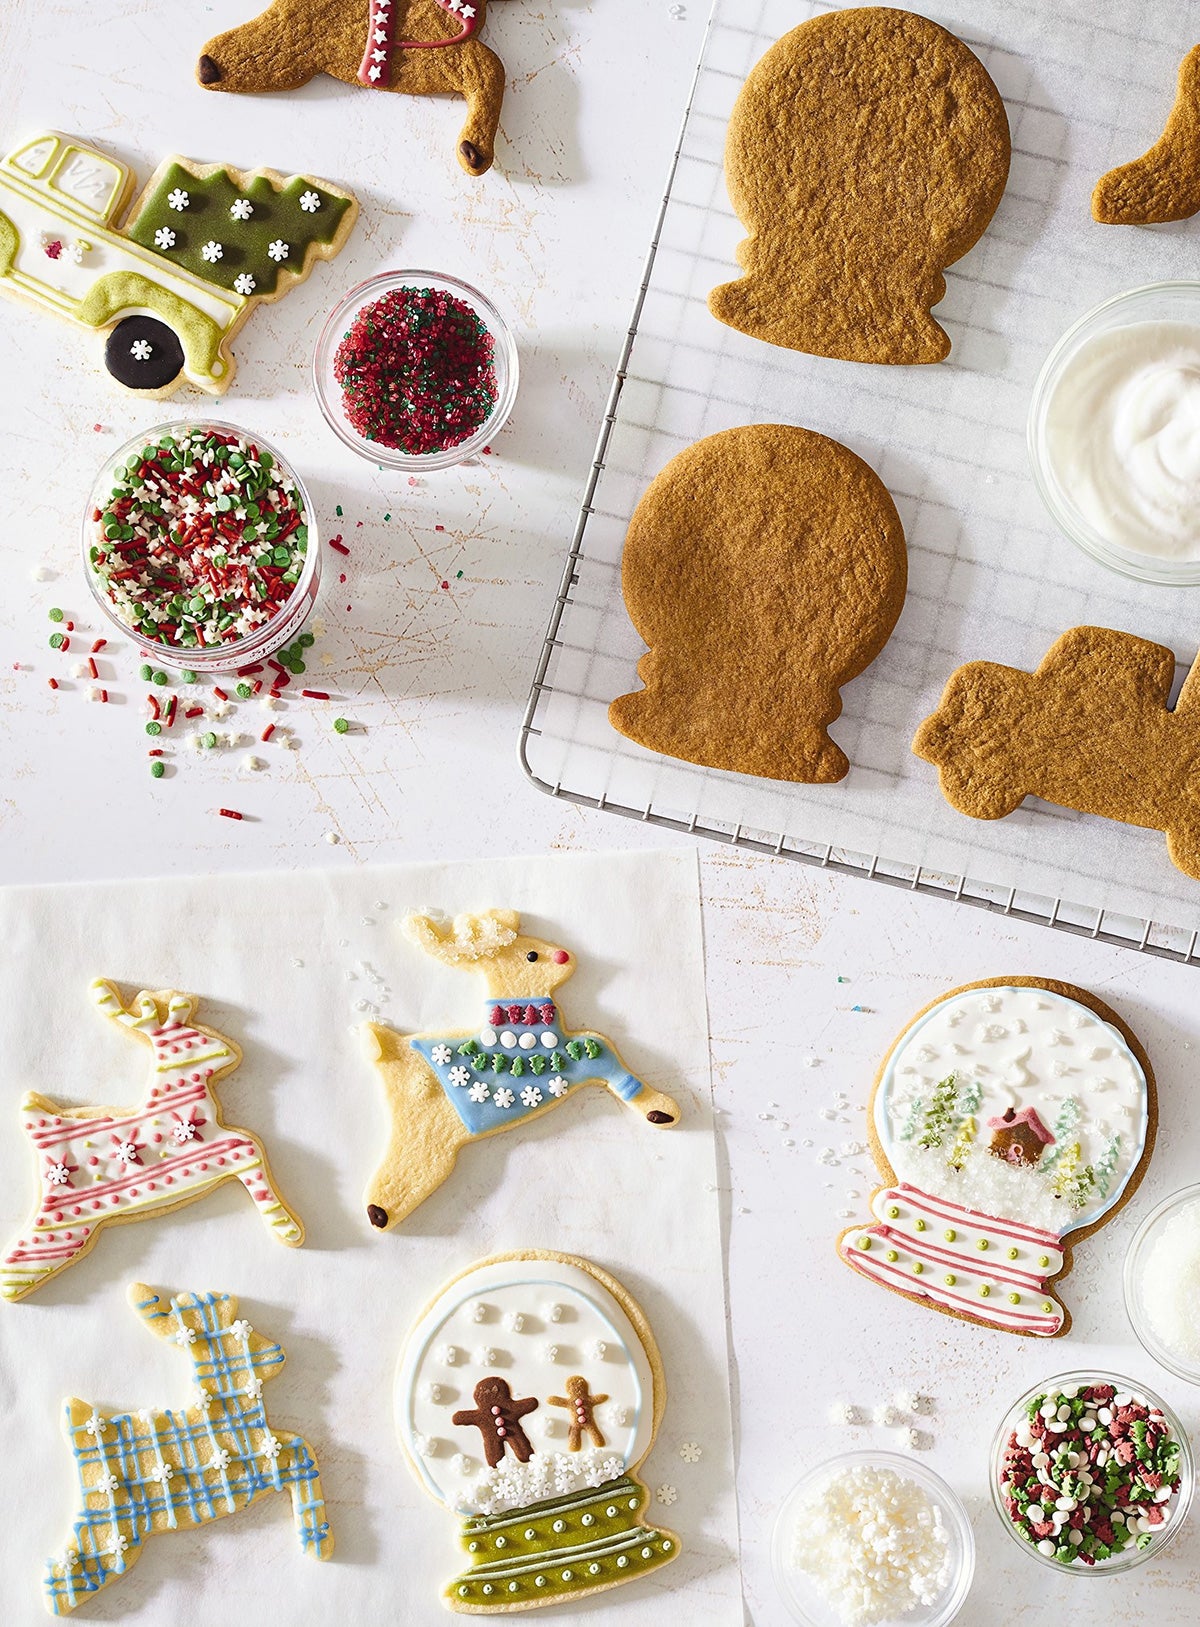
[
  {"xmin": 709, "ymin": 8, "xmax": 1010, "ymax": 363},
  {"xmin": 396, "ymin": 1250, "xmax": 680, "ymax": 1612},
  {"xmin": 838, "ymin": 978, "xmax": 1156, "ymax": 1337}
]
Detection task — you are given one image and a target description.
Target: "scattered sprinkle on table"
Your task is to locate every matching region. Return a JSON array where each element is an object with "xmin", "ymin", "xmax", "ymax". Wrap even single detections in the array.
[
  {"xmin": 333, "ymin": 717, "xmax": 349, "ymax": 733},
  {"xmin": 87, "ymin": 426, "xmax": 309, "ymax": 651},
  {"xmin": 332, "ymin": 284, "xmax": 497, "ymax": 454},
  {"xmin": 999, "ymin": 1380, "xmax": 1183, "ymax": 1565},
  {"xmin": 787, "ymin": 1462, "xmax": 951, "ymax": 1625}
]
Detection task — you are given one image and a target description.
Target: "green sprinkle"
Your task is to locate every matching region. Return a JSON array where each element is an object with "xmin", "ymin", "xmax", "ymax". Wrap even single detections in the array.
[
  {"xmin": 49, "ymin": 632, "xmax": 64, "ymax": 649},
  {"xmin": 333, "ymin": 717, "xmax": 350, "ymax": 734},
  {"xmin": 335, "ymin": 504, "xmax": 343, "ymax": 517},
  {"xmin": 299, "ymin": 632, "xmax": 315, "ymax": 648},
  {"xmin": 236, "ymin": 683, "xmax": 252, "ymax": 699},
  {"xmin": 383, "ymin": 512, "xmax": 391, "ymax": 522},
  {"xmin": 47, "ymin": 607, "xmax": 64, "ymax": 623},
  {"xmin": 150, "ymin": 761, "xmax": 165, "ymax": 779},
  {"xmin": 146, "ymin": 721, "xmax": 162, "ymax": 737},
  {"xmin": 140, "ymin": 662, "xmax": 153, "ymax": 682},
  {"xmin": 200, "ymin": 731, "xmax": 217, "ymax": 749},
  {"xmin": 152, "ymin": 670, "xmax": 168, "ymax": 686},
  {"xmin": 181, "ymin": 669, "xmax": 197, "ymax": 684}
]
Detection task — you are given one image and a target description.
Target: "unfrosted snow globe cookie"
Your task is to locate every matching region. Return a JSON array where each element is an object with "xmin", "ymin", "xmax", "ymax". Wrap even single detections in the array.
[
  {"xmin": 396, "ymin": 1250, "xmax": 680, "ymax": 1612},
  {"xmin": 839, "ymin": 978, "xmax": 1155, "ymax": 1337}
]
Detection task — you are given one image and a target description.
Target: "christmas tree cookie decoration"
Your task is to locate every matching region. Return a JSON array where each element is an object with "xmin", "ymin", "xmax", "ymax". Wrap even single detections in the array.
[
  {"xmin": 361, "ymin": 910, "xmax": 680, "ymax": 1230},
  {"xmin": 44, "ymin": 1285, "xmax": 332, "ymax": 1614},
  {"xmin": 396, "ymin": 1251, "xmax": 680, "ymax": 1612},
  {"xmin": 838, "ymin": 978, "xmax": 1155, "ymax": 1338}
]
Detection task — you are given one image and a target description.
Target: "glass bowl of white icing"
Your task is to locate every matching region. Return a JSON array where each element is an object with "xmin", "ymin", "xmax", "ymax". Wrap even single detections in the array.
[
  {"xmin": 1125, "ymin": 1183, "xmax": 1200, "ymax": 1382},
  {"xmin": 771, "ymin": 1451, "xmax": 975, "ymax": 1626},
  {"xmin": 1028, "ymin": 282, "xmax": 1200, "ymax": 585}
]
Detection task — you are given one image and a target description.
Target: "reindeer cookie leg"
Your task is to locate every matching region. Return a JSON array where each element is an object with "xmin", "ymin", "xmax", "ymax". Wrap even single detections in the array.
[
  {"xmin": 1, "ymin": 1092, "xmax": 98, "ymax": 1302},
  {"xmin": 44, "ymin": 1397, "xmax": 146, "ymax": 1616},
  {"xmin": 453, "ymin": 40, "xmax": 505, "ymax": 174},
  {"xmin": 362, "ymin": 1024, "xmax": 467, "ymax": 1229},
  {"xmin": 280, "ymin": 1435, "xmax": 334, "ymax": 1559},
  {"xmin": 227, "ymin": 1129, "xmax": 305, "ymax": 1246}
]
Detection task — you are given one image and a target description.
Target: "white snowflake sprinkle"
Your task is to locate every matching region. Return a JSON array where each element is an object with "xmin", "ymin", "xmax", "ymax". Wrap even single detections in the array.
[
  {"xmin": 267, "ymin": 239, "xmax": 290, "ymax": 262},
  {"xmin": 519, "ymin": 1085, "xmax": 543, "ymax": 1108},
  {"xmin": 679, "ymin": 1442, "xmax": 702, "ymax": 1463},
  {"xmin": 174, "ymin": 1326, "xmax": 198, "ymax": 1346},
  {"xmin": 46, "ymin": 1163, "xmax": 71, "ymax": 1186},
  {"xmin": 448, "ymin": 1065, "xmax": 472, "ymax": 1087},
  {"xmin": 129, "ymin": 338, "xmax": 154, "ymax": 361},
  {"xmin": 431, "ymin": 1043, "xmax": 453, "ymax": 1065},
  {"xmin": 95, "ymin": 1472, "xmax": 120, "ymax": 1494},
  {"xmin": 230, "ymin": 1319, "xmax": 251, "ymax": 1339},
  {"xmin": 260, "ymin": 1433, "xmax": 282, "ymax": 1460},
  {"xmin": 229, "ymin": 198, "xmax": 254, "ymax": 221},
  {"xmin": 493, "ymin": 1087, "xmax": 515, "ymax": 1109},
  {"xmin": 149, "ymin": 1462, "xmax": 174, "ymax": 1484},
  {"xmin": 167, "ymin": 188, "xmax": 189, "ymax": 210},
  {"xmin": 299, "ymin": 190, "xmax": 321, "ymax": 212},
  {"xmin": 656, "ymin": 1484, "xmax": 677, "ymax": 1506},
  {"xmin": 547, "ymin": 1078, "xmax": 569, "ymax": 1098},
  {"xmin": 208, "ymin": 1448, "xmax": 231, "ymax": 1471},
  {"xmin": 153, "ymin": 226, "xmax": 176, "ymax": 249},
  {"xmin": 201, "ymin": 240, "xmax": 223, "ymax": 263},
  {"xmin": 468, "ymin": 1082, "xmax": 490, "ymax": 1104},
  {"xmin": 233, "ymin": 272, "xmax": 257, "ymax": 296}
]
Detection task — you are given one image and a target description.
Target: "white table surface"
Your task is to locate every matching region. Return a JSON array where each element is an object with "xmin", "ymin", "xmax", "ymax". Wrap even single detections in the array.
[{"xmin": 5, "ymin": 1, "xmax": 1200, "ymax": 1622}]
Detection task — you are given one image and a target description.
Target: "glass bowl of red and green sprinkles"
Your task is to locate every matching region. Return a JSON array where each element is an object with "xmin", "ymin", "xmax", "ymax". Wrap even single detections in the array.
[
  {"xmin": 313, "ymin": 270, "xmax": 518, "ymax": 471},
  {"xmin": 991, "ymin": 1372, "xmax": 1192, "ymax": 1573},
  {"xmin": 83, "ymin": 421, "xmax": 320, "ymax": 673}
]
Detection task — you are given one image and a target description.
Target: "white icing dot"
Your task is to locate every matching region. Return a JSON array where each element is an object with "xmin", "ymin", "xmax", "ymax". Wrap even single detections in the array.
[
  {"xmin": 518, "ymin": 1032, "xmax": 537, "ymax": 1049},
  {"xmin": 480, "ymin": 1027, "xmax": 497, "ymax": 1046},
  {"xmin": 506, "ymin": 1311, "xmax": 525, "ymax": 1333},
  {"xmin": 471, "ymin": 1302, "xmax": 489, "ymax": 1323},
  {"xmin": 546, "ymin": 1303, "xmax": 564, "ymax": 1323},
  {"xmin": 540, "ymin": 1032, "xmax": 559, "ymax": 1047},
  {"xmin": 500, "ymin": 1031, "xmax": 517, "ymax": 1048}
]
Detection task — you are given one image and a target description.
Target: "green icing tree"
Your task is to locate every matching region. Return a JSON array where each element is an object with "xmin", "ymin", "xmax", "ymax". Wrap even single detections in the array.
[
  {"xmin": 917, "ymin": 1074, "xmax": 958, "ymax": 1150},
  {"xmin": 953, "ymin": 1077, "xmax": 983, "ymax": 1118},
  {"xmin": 898, "ymin": 1098, "xmax": 924, "ymax": 1142},
  {"xmin": 1040, "ymin": 1097, "xmax": 1080, "ymax": 1173},
  {"xmin": 1093, "ymin": 1134, "xmax": 1122, "ymax": 1200},
  {"xmin": 1049, "ymin": 1141, "xmax": 1096, "ymax": 1209},
  {"xmin": 127, "ymin": 161, "xmax": 352, "ymax": 298}
]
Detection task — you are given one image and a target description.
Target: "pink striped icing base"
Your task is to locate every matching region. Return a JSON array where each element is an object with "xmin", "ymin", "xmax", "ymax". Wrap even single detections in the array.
[{"xmin": 840, "ymin": 1184, "xmax": 1066, "ymax": 1336}]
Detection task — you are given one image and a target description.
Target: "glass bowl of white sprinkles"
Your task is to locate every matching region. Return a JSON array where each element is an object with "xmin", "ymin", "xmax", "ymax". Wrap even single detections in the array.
[{"xmin": 82, "ymin": 420, "xmax": 320, "ymax": 673}]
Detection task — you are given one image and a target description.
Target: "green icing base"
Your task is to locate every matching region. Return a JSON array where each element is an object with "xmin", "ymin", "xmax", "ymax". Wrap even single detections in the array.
[
  {"xmin": 448, "ymin": 1476, "xmax": 677, "ymax": 1611},
  {"xmin": 126, "ymin": 163, "xmax": 351, "ymax": 297}
]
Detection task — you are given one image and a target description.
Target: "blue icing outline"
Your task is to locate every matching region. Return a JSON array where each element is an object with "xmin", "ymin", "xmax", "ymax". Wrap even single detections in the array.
[{"xmin": 875, "ymin": 986, "xmax": 1148, "ymax": 1237}]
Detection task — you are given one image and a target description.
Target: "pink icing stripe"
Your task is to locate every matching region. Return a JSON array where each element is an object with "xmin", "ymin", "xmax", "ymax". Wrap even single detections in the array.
[
  {"xmin": 35, "ymin": 1135, "xmax": 259, "ymax": 1214},
  {"xmin": 842, "ymin": 1243, "xmax": 1062, "ymax": 1334},
  {"xmin": 873, "ymin": 1225, "xmax": 1051, "ymax": 1293},
  {"xmin": 29, "ymin": 1081, "xmax": 208, "ymax": 1148},
  {"xmin": 893, "ymin": 1184, "xmax": 1062, "ymax": 1249},
  {"xmin": 358, "ymin": 0, "xmax": 479, "ymax": 85}
]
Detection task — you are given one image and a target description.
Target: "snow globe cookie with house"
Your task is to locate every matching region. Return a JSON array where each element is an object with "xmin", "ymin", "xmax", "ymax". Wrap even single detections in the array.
[
  {"xmin": 396, "ymin": 1250, "xmax": 680, "ymax": 1612},
  {"xmin": 839, "ymin": 978, "xmax": 1154, "ymax": 1337}
]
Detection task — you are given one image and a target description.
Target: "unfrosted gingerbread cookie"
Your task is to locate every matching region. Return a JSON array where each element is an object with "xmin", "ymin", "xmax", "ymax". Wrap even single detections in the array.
[
  {"xmin": 838, "ymin": 978, "xmax": 1156, "ymax": 1338},
  {"xmin": 396, "ymin": 1250, "xmax": 680, "ymax": 1611},
  {"xmin": 709, "ymin": 8, "xmax": 1011, "ymax": 363},
  {"xmin": 1094, "ymin": 47, "xmax": 1200, "ymax": 223},
  {"xmin": 609, "ymin": 424, "xmax": 907, "ymax": 782}
]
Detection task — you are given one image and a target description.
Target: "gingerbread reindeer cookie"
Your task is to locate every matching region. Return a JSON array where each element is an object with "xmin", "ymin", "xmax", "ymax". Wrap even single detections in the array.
[
  {"xmin": 361, "ymin": 910, "xmax": 679, "ymax": 1230},
  {"xmin": 396, "ymin": 1250, "xmax": 680, "ymax": 1612},
  {"xmin": 709, "ymin": 8, "xmax": 1010, "ymax": 363},
  {"xmin": 197, "ymin": 0, "xmax": 506, "ymax": 176},
  {"xmin": 838, "ymin": 978, "xmax": 1156, "ymax": 1338},
  {"xmin": 1, "ymin": 980, "xmax": 303, "ymax": 1301},
  {"xmin": 609, "ymin": 424, "xmax": 907, "ymax": 782},
  {"xmin": 913, "ymin": 625, "xmax": 1200, "ymax": 881}
]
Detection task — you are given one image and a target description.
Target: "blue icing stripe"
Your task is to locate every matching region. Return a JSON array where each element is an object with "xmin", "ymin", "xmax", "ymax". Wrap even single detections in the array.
[{"xmin": 413, "ymin": 1024, "xmax": 643, "ymax": 1135}]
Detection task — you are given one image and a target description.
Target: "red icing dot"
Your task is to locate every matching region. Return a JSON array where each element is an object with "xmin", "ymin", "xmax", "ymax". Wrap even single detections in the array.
[
  {"xmin": 129, "ymin": 1189, "xmax": 138, "ymax": 1197},
  {"xmin": 216, "ymin": 1157, "xmax": 226, "ymax": 1166},
  {"xmin": 553, "ymin": 951, "xmax": 569, "ymax": 964},
  {"xmin": 153, "ymin": 1133, "xmax": 163, "ymax": 1144}
]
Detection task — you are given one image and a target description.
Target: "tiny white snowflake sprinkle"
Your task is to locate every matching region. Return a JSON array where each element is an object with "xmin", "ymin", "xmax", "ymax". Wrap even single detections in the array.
[
  {"xmin": 84, "ymin": 1414, "xmax": 107, "ymax": 1438},
  {"xmin": 114, "ymin": 1141, "xmax": 139, "ymax": 1165},
  {"xmin": 448, "ymin": 1065, "xmax": 472, "ymax": 1087},
  {"xmin": 129, "ymin": 338, "xmax": 153, "ymax": 361},
  {"xmin": 167, "ymin": 188, "xmax": 189, "ymax": 210},
  {"xmin": 229, "ymin": 198, "xmax": 254, "ymax": 221},
  {"xmin": 108, "ymin": 1534, "xmax": 129, "ymax": 1556},
  {"xmin": 260, "ymin": 1433, "xmax": 282, "ymax": 1459},
  {"xmin": 656, "ymin": 1484, "xmax": 677, "ymax": 1506},
  {"xmin": 468, "ymin": 1082, "xmax": 490, "ymax": 1104},
  {"xmin": 243, "ymin": 1377, "xmax": 263, "ymax": 1400},
  {"xmin": 679, "ymin": 1442, "xmax": 702, "ymax": 1463},
  {"xmin": 267, "ymin": 239, "xmax": 289, "ymax": 261},
  {"xmin": 230, "ymin": 1319, "xmax": 251, "ymax": 1339},
  {"xmin": 299, "ymin": 190, "xmax": 321, "ymax": 212},
  {"xmin": 153, "ymin": 226, "xmax": 176, "ymax": 249},
  {"xmin": 233, "ymin": 272, "xmax": 257, "ymax": 296},
  {"xmin": 95, "ymin": 1472, "xmax": 119, "ymax": 1494},
  {"xmin": 493, "ymin": 1087, "xmax": 515, "ymax": 1109},
  {"xmin": 201, "ymin": 240, "xmax": 223, "ymax": 263},
  {"xmin": 209, "ymin": 1448, "xmax": 231, "ymax": 1471},
  {"xmin": 520, "ymin": 1085, "xmax": 543, "ymax": 1108},
  {"xmin": 547, "ymin": 1078, "xmax": 569, "ymax": 1098},
  {"xmin": 174, "ymin": 1326, "xmax": 198, "ymax": 1346},
  {"xmin": 46, "ymin": 1163, "xmax": 71, "ymax": 1185},
  {"xmin": 431, "ymin": 1043, "xmax": 452, "ymax": 1064},
  {"xmin": 172, "ymin": 1122, "xmax": 196, "ymax": 1143},
  {"xmin": 149, "ymin": 1462, "xmax": 174, "ymax": 1483}
]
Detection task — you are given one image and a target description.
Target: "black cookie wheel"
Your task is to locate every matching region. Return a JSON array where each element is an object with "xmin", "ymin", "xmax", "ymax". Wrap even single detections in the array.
[{"xmin": 104, "ymin": 315, "xmax": 185, "ymax": 393}]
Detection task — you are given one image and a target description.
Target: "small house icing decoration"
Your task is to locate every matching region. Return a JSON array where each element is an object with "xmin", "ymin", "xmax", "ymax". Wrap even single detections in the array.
[
  {"xmin": 838, "ymin": 980, "xmax": 1155, "ymax": 1338},
  {"xmin": 988, "ymin": 1105, "xmax": 1054, "ymax": 1167}
]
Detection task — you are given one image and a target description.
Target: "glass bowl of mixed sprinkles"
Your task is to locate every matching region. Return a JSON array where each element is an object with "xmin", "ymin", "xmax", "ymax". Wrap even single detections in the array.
[
  {"xmin": 991, "ymin": 1371, "xmax": 1193, "ymax": 1573},
  {"xmin": 313, "ymin": 269, "xmax": 518, "ymax": 471},
  {"xmin": 771, "ymin": 1451, "xmax": 975, "ymax": 1626},
  {"xmin": 83, "ymin": 421, "xmax": 320, "ymax": 673}
]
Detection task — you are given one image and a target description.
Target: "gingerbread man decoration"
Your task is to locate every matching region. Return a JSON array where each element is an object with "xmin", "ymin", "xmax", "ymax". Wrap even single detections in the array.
[
  {"xmin": 548, "ymin": 1375, "xmax": 609, "ymax": 1452},
  {"xmin": 452, "ymin": 1377, "xmax": 538, "ymax": 1469}
]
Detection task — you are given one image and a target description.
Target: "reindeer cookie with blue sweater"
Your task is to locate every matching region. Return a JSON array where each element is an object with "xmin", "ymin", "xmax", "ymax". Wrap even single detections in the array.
[{"xmin": 362, "ymin": 911, "xmax": 679, "ymax": 1230}]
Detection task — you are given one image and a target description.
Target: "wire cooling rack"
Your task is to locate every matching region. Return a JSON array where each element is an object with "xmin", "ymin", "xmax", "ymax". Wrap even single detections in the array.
[{"xmin": 521, "ymin": 0, "xmax": 1200, "ymax": 963}]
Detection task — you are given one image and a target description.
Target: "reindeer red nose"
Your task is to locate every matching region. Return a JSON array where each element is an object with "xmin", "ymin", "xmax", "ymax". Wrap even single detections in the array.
[
  {"xmin": 197, "ymin": 53, "xmax": 223, "ymax": 85},
  {"xmin": 552, "ymin": 951, "xmax": 569, "ymax": 964}
]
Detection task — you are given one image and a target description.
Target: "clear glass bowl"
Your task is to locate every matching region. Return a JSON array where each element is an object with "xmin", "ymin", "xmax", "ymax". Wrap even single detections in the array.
[
  {"xmin": 82, "ymin": 419, "xmax": 320, "ymax": 674},
  {"xmin": 313, "ymin": 269, "xmax": 519, "ymax": 472},
  {"xmin": 1125, "ymin": 1184, "xmax": 1200, "ymax": 1383},
  {"xmin": 771, "ymin": 1451, "xmax": 975, "ymax": 1626},
  {"xmin": 1027, "ymin": 281, "xmax": 1200, "ymax": 585},
  {"xmin": 990, "ymin": 1370, "xmax": 1193, "ymax": 1575}
]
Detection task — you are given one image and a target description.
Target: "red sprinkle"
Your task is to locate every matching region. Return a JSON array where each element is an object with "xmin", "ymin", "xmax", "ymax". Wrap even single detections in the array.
[
  {"xmin": 184, "ymin": 705, "xmax": 204, "ymax": 719},
  {"xmin": 65, "ymin": 621, "xmax": 74, "ymax": 631},
  {"xmin": 328, "ymin": 536, "xmax": 350, "ymax": 556},
  {"xmin": 59, "ymin": 636, "xmax": 70, "ymax": 652},
  {"xmin": 96, "ymin": 689, "xmax": 108, "ymax": 703},
  {"xmin": 218, "ymin": 808, "xmax": 243, "ymax": 821},
  {"xmin": 86, "ymin": 657, "xmax": 98, "ymax": 679},
  {"xmin": 164, "ymin": 695, "xmax": 177, "ymax": 727},
  {"xmin": 148, "ymin": 749, "xmax": 164, "ymax": 758},
  {"xmin": 48, "ymin": 677, "xmax": 59, "ymax": 690},
  {"xmin": 90, "ymin": 638, "xmax": 107, "ymax": 654},
  {"xmin": 237, "ymin": 664, "xmax": 264, "ymax": 676},
  {"xmin": 213, "ymin": 687, "xmax": 228, "ymax": 702},
  {"xmin": 301, "ymin": 689, "xmax": 330, "ymax": 700},
  {"xmin": 148, "ymin": 695, "xmax": 161, "ymax": 720},
  {"xmin": 261, "ymin": 724, "xmax": 276, "ymax": 742}
]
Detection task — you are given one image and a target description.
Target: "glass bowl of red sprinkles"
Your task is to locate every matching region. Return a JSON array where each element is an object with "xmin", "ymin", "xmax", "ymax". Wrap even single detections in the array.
[
  {"xmin": 83, "ymin": 420, "xmax": 320, "ymax": 673},
  {"xmin": 990, "ymin": 1371, "xmax": 1193, "ymax": 1574},
  {"xmin": 313, "ymin": 269, "xmax": 518, "ymax": 471}
]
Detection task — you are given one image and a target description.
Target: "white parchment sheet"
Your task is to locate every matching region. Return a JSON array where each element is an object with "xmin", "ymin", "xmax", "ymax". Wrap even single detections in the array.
[{"xmin": 0, "ymin": 849, "xmax": 738, "ymax": 1625}]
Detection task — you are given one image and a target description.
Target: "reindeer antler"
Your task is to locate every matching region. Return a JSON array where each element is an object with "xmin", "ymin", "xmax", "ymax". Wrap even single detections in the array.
[
  {"xmin": 402, "ymin": 909, "xmax": 520, "ymax": 964},
  {"xmin": 91, "ymin": 980, "xmax": 197, "ymax": 1030}
]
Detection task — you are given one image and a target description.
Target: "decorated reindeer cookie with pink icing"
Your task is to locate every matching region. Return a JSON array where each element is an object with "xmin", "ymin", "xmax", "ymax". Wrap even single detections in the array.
[
  {"xmin": 362, "ymin": 910, "xmax": 680, "ymax": 1230},
  {"xmin": 1, "ymin": 979, "xmax": 303, "ymax": 1301},
  {"xmin": 838, "ymin": 977, "xmax": 1156, "ymax": 1338}
]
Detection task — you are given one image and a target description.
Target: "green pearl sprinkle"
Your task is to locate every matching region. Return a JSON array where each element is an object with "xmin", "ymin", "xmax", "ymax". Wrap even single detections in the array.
[
  {"xmin": 1039, "ymin": 1256, "xmax": 1050, "ymax": 1268},
  {"xmin": 200, "ymin": 731, "xmax": 217, "ymax": 749},
  {"xmin": 857, "ymin": 1236, "xmax": 871, "ymax": 1251},
  {"xmin": 1042, "ymin": 1301, "xmax": 1054, "ymax": 1314},
  {"xmin": 1008, "ymin": 1247, "xmax": 1019, "ymax": 1259},
  {"xmin": 886, "ymin": 1249, "xmax": 898, "ymax": 1262},
  {"xmin": 887, "ymin": 1205, "xmax": 900, "ymax": 1219},
  {"xmin": 146, "ymin": 721, "xmax": 161, "ymax": 737},
  {"xmin": 49, "ymin": 632, "xmax": 64, "ymax": 649},
  {"xmin": 181, "ymin": 669, "xmax": 197, "ymax": 684},
  {"xmin": 47, "ymin": 607, "xmax": 64, "ymax": 623},
  {"xmin": 944, "ymin": 1228, "xmax": 956, "ymax": 1242},
  {"xmin": 914, "ymin": 1218, "xmax": 926, "ymax": 1232},
  {"xmin": 1009, "ymin": 1292, "xmax": 1020, "ymax": 1304},
  {"xmin": 140, "ymin": 664, "xmax": 153, "ymax": 681},
  {"xmin": 150, "ymin": 761, "xmax": 165, "ymax": 779},
  {"xmin": 977, "ymin": 1239, "xmax": 989, "ymax": 1251},
  {"xmin": 152, "ymin": 671, "xmax": 168, "ymax": 686},
  {"xmin": 979, "ymin": 1285, "xmax": 991, "ymax": 1297},
  {"xmin": 333, "ymin": 717, "xmax": 350, "ymax": 734},
  {"xmin": 913, "ymin": 1262, "xmax": 924, "ymax": 1275},
  {"xmin": 944, "ymin": 1273, "xmax": 956, "ymax": 1286}
]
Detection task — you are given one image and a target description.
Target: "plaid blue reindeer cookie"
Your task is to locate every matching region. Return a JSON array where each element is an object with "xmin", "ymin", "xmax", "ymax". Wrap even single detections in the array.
[
  {"xmin": 361, "ymin": 910, "xmax": 681, "ymax": 1230},
  {"xmin": 44, "ymin": 1284, "xmax": 332, "ymax": 1615}
]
